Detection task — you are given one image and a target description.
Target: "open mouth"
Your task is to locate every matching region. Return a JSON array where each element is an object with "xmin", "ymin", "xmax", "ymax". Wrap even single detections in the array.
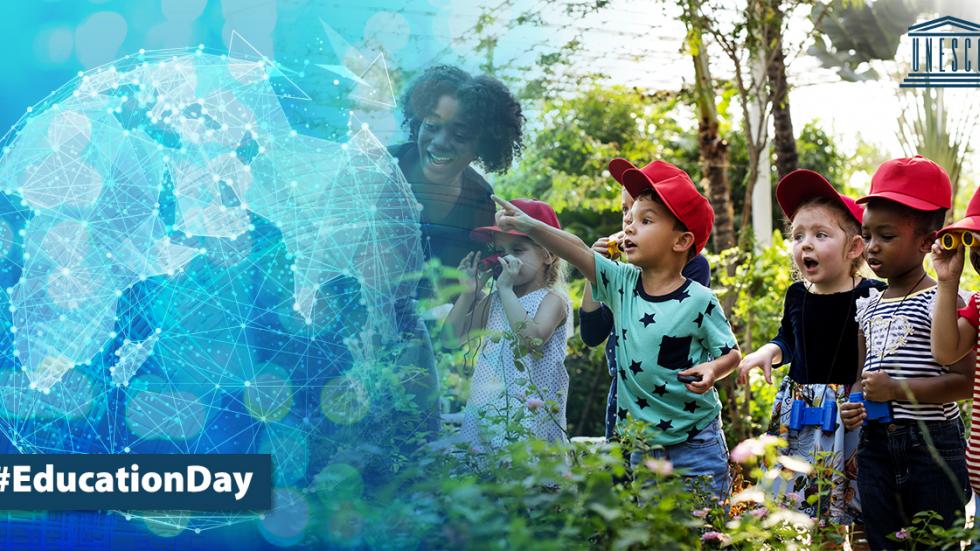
[
  {"xmin": 802, "ymin": 257, "xmax": 818, "ymax": 271},
  {"xmin": 426, "ymin": 151, "xmax": 455, "ymax": 167},
  {"xmin": 623, "ymin": 239, "xmax": 637, "ymax": 252},
  {"xmin": 867, "ymin": 257, "xmax": 882, "ymax": 270}
]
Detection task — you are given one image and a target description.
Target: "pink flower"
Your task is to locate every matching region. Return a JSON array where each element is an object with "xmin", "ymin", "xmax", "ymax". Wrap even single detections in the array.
[
  {"xmin": 702, "ymin": 531, "xmax": 731, "ymax": 545},
  {"xmin": 644, "ymin": 458, "xmax": 674, "ymax": 475},
  {"xmin": 895, "ymin": 529, "xmax": 909, "ymax": 540},
  {"xmin": 731, "ymin": 434, "xmax": 781, "ymax": 464},
  {"xmin": 526, "ymin": 398, "xmax": 545, "ymax": 411},
  {"xmin": 693, "ymin": 508, "xmax": 710, "ymax": 518},
  {"xmin": 749, "ymin": 507, "xmax": 768, "ymax": 519},
  {"xmin": 785, "ymin": 492, "xmax": 803, "ymax": 507}
]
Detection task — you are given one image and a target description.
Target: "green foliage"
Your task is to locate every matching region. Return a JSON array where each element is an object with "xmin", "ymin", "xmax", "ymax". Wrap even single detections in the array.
[
  {"xmin": 809, "ymin": 0, "xmax": 926, "ymax": 81},
  {"xmin": 494, "ymin": 86, "xmax": 694, "ymax": 214},
  {"xmin": 708, "ymin": 233, "xmax": 795, "ymax": 443}
]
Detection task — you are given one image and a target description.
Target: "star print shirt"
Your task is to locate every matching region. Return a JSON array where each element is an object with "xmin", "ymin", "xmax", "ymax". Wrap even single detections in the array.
[
  {"xmin": 590, "ymin": 252, "xmax": 738, "ymax": 446},
  {"xmin": 856, "ymin": 286, "xmax": 959, "ymax": 422}
]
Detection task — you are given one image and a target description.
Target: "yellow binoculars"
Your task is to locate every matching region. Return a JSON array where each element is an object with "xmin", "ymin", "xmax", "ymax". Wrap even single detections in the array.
[{"xmin": 940, "ymin": 230, "xmax": 976, "ymax": 250}]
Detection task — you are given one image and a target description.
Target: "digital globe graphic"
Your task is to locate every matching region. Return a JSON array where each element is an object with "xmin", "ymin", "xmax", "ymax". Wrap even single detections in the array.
[{"xmin": 0, "ymin": 34, "xmax": 424, "ymax": 547}]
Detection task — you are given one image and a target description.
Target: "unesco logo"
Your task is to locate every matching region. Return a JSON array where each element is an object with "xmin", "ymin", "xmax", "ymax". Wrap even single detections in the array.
[{"xmin": 902, "ymin": 15, "xmax": 980, "ymax": 88}]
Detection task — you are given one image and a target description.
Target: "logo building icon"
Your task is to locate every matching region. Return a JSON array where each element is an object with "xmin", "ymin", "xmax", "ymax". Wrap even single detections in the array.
[{"xmin": 902, "ymin": 15, "xmax": 980, "ymax": 88}]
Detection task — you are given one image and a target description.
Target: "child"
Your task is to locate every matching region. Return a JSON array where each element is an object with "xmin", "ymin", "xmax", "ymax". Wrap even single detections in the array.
[
  {"xmin": 493, "ymin": 159, "xmax": 741, "ymax": 503},
  {"xmin": 737, "ymin": 169, "xmax": 881, "ymax": 527},
  {"xmin": 840, "ymin": 155, "xmax": 973, "ymax": 549},
  {"xmin": 581, "ymin": 159, "xmax": 711, "ymax": 441},
  {"xmin": 443, "ymin": 199, "xmax": 572, "ymax": 454},
  {"xmin": 930, "ymin": 185, "xmax": 980, "ymax": 540}
]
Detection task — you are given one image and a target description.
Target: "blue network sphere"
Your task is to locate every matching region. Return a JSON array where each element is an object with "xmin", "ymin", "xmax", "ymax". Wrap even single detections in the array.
[{"xmin": 0, "ymin": 45, "xmax": 423, "ymax": 542}]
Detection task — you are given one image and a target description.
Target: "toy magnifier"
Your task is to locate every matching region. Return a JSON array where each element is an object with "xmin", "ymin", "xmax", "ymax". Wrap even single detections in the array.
[{"xmin": 940, "ymin": 230, "xmax": 976, "ymax": 250}]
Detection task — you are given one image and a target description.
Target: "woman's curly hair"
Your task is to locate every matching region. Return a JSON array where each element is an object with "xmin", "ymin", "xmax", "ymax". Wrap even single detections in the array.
[{"xmin": 400, "ymin": 65, "xmax": 525, "ymax": 174}]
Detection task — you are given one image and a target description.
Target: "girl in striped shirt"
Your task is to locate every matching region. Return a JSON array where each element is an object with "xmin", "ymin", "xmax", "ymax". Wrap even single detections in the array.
[
  {"xmin": 930, "ymin": 186, "xmax": 980, "ymax": 546},
  {"xmin": 840, "ymin": 156, "xmax": 973, "ymax": 549}
]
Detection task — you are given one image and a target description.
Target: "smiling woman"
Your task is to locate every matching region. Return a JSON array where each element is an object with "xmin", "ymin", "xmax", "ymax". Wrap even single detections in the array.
[
  {"xmin": 384, "ymin": 65, "xmax": 525, "ymax": 444},
  {"xmin": 390, "ymin": 64, "xmax": 525, "ymax": 268}
]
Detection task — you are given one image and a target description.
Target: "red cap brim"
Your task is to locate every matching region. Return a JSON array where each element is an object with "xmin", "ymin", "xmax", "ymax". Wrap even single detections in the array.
[
  {"xmin": 939, "ymin": 216, "xmax": 980, "ymax": 236},
  {"xmin": 608, "ymin": 158, "xmax": 637, "ymax": 184},
  {"xmin": 856, "ymin": 191, "xmax": 945, "ymax": 212}
]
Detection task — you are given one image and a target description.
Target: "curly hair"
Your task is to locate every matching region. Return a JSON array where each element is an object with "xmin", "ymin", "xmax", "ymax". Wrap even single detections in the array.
[{"xmin": 400, "ymin": 65, "xmax": 525, "ymax": 174}]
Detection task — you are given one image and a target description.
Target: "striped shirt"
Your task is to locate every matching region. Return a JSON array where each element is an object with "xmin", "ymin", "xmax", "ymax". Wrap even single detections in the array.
[
  {"xmin": 856, "ymin": 286, "xmax": 959, "ymax": 422},
  {"xmin": 956, "ymin": 292, "xmax": 980, "ymax": 494}
]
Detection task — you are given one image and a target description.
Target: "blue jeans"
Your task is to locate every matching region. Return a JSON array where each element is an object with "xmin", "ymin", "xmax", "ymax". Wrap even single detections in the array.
[
  {"xmin": 857, "ymin": 418, "xmax": 970, "ymax": 550},
  {"xmin": 629, "ymin": 416, "xmax": 731, "ymax": 506}
]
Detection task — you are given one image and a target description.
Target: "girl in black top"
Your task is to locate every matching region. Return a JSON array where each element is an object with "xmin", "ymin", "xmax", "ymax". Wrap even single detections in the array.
[{"xmin": 736, "ymin": 170, "xmax": 884, "ymax": 529}]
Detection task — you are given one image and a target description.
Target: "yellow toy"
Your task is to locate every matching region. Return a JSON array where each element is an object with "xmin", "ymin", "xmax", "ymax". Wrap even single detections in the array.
[{"xmin": 607, "ymin": 239, "xmax": 622, "ymax": 259}]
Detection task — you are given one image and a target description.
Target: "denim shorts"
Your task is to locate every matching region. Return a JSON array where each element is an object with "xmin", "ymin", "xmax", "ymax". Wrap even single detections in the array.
[{"xmin": 630, "ymin": 416, "xmax": 731, "ymax": 506}]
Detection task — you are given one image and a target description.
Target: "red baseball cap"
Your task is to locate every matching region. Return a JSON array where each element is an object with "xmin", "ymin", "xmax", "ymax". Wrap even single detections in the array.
[
  {"xmin": 609, "ymin": 158, "xmax": 686, "ymax": 190},
  {"xmin": 471, "ymin": 198, "xmax": 561, "ymax": 241},
  {"xmin": 939, "ymin": 186, "xmax": 980, "ymax": 236},
  {"xmin": 617, "ymin": 164, "xmax": 715, "ymax": 254},
  {"xmin": 857, "ymin": 155, "xmax": 951, "ymax": 211},
  {"xmin": 776, "ymin": 169, "xmax": 864, "ymax": 224}
]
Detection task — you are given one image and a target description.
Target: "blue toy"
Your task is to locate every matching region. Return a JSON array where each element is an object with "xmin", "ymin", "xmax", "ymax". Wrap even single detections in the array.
[
  {"xmin": 788, "ymin": 399, "xmax": 838, "ymax": 432},
  {"xmin": 848, "ymin": 392, "xmax": 893, "ymax": 424}
]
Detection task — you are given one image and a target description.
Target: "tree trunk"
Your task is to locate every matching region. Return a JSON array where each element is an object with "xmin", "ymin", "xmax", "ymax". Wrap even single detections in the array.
[
  {"xmin": 687, "ymin": 3, "xmax": 736, "ymax": 251},
  {"xmin": 767, "ymin": 2, "xmax": 798, "ymax": 180}
]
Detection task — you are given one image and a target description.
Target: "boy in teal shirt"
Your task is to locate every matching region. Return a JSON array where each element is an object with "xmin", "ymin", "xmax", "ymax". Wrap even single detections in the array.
[{"xmin": 492, "ymin": 158, "xmax": 740, "ymax": 503}]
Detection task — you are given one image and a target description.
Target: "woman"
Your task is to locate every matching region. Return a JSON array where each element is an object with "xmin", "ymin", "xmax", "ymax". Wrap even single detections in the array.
[
  {"xmin": 391, "ymin": 64, "xmax": 525, "ymax": 269},
  {"xmin": 389, "ymin": 65, "xmax": 525, "ymax": 441}
]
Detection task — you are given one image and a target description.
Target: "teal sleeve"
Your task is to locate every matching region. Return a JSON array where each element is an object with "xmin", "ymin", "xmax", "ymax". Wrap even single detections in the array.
[
  {"xmin": 590, "ymin": 251, "xmax": 621, "ymax": 307},
  {"xmin": 701, "ymin": 293, "xmax": 738, "ymax": 356}
]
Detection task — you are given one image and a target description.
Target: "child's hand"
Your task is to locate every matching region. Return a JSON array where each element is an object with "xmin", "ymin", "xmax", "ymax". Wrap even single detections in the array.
[
  {"xmin": 861, "ymin": 370, "xmax": 898, "ymax": 402},
  {"xmin": 591, "ymin": 237, "xmax": 612, "ymax": 258},
  {"xmin": 492, "ymin": 195, "xmax": 537, "ymax": 234},
  {"xmin": 679, "ymin": 364, "xmax": 715, "ymax": 394},
  {"xmin": 737, "ymin": 350, "xmax": 774, "ymax": 385},
  {"xmin": 457, "ymin": 251, "xmax": 490, "ymax": 294},
  {"xmin": 840, "ymin": 401, "xmax": 866, "ymax": 430},
  {"xmin": 495, "ymin": 255, "xmax": 523, "ymax": 291},
  {"xmin": 931, "ymin": 239, "xmax": 966, "ymax": 283}
]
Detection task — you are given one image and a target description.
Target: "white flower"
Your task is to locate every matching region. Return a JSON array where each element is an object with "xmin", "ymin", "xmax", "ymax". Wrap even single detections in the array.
[{"xmin": 777, "ymin": 455, "xmax": 813, "ymax": 474}]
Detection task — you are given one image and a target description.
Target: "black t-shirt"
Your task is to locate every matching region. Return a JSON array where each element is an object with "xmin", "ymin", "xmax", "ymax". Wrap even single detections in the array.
[
  {"xmin": 389, "ymin": 143, "xmax": 494, "ymax": 269},
  {"xmin": 771, "ymin": 278, "xmax": 887, "ymax": 385}
]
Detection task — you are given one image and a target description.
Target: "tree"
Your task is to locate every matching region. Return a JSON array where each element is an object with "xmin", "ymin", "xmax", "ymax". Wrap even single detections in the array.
[
  {"xmin": 765, "ymin": 1, "xmax": 799, "ymax": 179},
  {"xmin": 683, "ymin": 0, "xmax": 736, "ymax": 252}
]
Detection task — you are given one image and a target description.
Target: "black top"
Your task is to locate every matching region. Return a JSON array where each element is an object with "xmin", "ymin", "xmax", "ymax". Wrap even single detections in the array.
[
  {"xmin": 389, "ymin": 143, "xmax": 495, "ymax": 269},
  {"xmin": 770, "ymin": 278, "xmax": 887, "ymax": 385}
]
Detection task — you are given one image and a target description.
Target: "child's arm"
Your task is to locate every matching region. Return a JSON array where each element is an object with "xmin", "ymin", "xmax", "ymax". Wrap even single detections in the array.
[
  {"xmin": 840, "ymin": 330, "xmax": 867, "ymax": 429},
  {"xmin": 580, "ymin": 237, "xmax": 615, "ymax": 347},
  {"xmin": 931, "ymin": 241, "xmax": 976, "ymax": 364},
  {"xmin": 493, "ymin": 196, "xmax": 597, "ymax": 283},
  {"xmin": 680, "ymin": 294, "xmax": 741, "ymax": 394},
  {"xmin": 738, "ymin": 287, "xmax": 794, "ymax": 385},
  {"xmin": 581, "ymin": 236, "xmax": 611, "ymax": 315},
  {"xmin": 736, "ymin": 344, "xmax": 782, "ymax": 385},
  {"xmin": 494, "ymin": 254, "xmax": 567, "ymax": 348},
  {"xmin": 679, "ymin": 348, "xmax": 741, "ymax": 394},
  {"xmin": 862, "ymin": 350, "xmax": 975, "ymax": 404},
  {"xmin": 440, "ymin": 252, "xmax": 491, "ymax": 347}
]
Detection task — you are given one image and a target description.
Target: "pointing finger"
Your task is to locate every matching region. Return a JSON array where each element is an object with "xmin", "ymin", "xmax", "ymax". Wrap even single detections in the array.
[{"xmin": 491, "ymin": 195, "xmax": 518, "ymax": 213}]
